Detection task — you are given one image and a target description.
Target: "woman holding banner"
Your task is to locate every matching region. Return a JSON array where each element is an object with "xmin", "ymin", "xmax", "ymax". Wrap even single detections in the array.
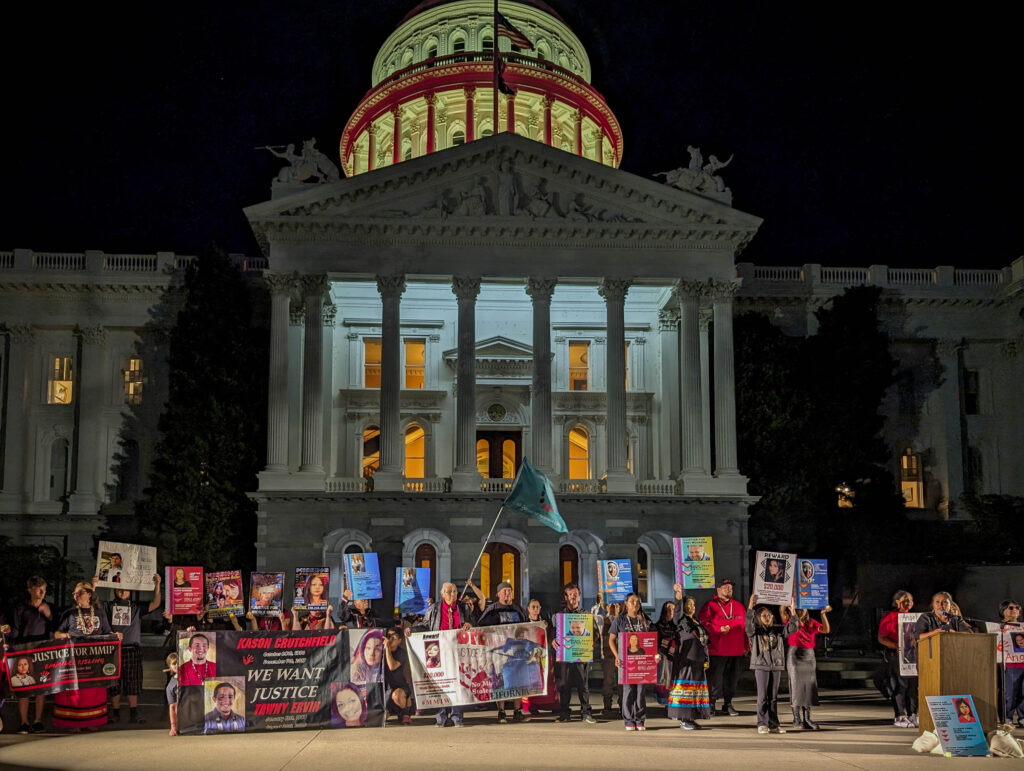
[
  {"xmin": 876, "ymin": 590, "xmax": 918, "ymax": 728},
  {"xmin": 998, "ymin": 599, "xmax": 1023, "ymax": 727},
  {"xmin": 609, "ymin": 592, "xmax": 656, "ymax": 731},
  {"xmin": 668, "ymin": 584, "xmax": 711, "ymax": 730},
  {"xmin": 53, "ymin": 581, "xmax": 118, "ymax": 732},
  {"xmin": 783, "ymin": 603, "xmax": 831, "ymax": 729}
]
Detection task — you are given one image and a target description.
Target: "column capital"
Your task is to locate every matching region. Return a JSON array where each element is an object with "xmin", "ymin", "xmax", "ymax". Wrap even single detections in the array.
[
  {"xmin": 265, "ymin": 272, "xmax": 297, "ymax": 296},
  {"xmin": 598, "ymin": 278, "xmax": 631, "ymax": 302},
  {"xmin": 425, "ymin": 92, "xmax": 437, "ymax": 107},
  {"xmin": 673, "ymin": 279, "xmax": 707, "ymax": 302},
  {"xmin": 543, "ymin": 94, "xmax": 555, "ymax": 108},
  {"xmin": 289, "ymin": 305, "xmax": 305, "ymax": 326},
  {"xmin": 376, "ymin": 274, "xmax": 407, "ymax": 298},
  {"xmin": 707, "ymin": 278, "xmax": 741, "ymax": 302},
  {"xmin": 700, "ymin": 308, "xmax": 713, "ymax": 331},
  {"xmin": 525, "ymin": 277, "xmax": 557, "ymax": 301},
  {"xmin": 390, "ymin": 104, "xmax": 401, "ymax": 118},
  {"xmin": 463, "ymin": 85, "xmax": 476, "ymax": 100},
  {"xmin": 2, "ymin": 323, "xmax": 35, "ymax": 342},
  {"xmin": 322, "ymin": 304, "xmax": 337, "ymax": 327},
  {"xmin": 73, "ymin": 324, "xmax": 106, "ymax": 345},
  {"xmin": 300, "ymin": 274, "xmax": 330, "ymax": 300},
  {"xmin": 657, "ymin": 308, "xmax": 680, "ymax": 331},
  {"xmin": 451, "ymin": 276, "xmax": 481, "ymax": 301},
  {"xmin": 572, "ymin": 109, "xmax": 583, "ymax": 124}
]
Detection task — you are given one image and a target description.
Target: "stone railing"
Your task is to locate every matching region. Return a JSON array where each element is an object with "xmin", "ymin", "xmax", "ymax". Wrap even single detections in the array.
[
  {"xmin": 403, "ymin": 478, "xmax": 447, "ymax": 493},
  {"xmin": 0, "ymin": 250, "xmax": 265, "ymax": 276},
  {"xmin": 636, "ymin": 479, "xmax": 677, "ymax": 496},
  {"xmin": 481, "ymin": 478, "xmax": 514, "ymax": 493},
  {"xmin": 559, "ymin": 478, "xmax": 602, "ymax": 494},
  {"xmin": 325, "ymin": 477, "xmax": 368, "ymax": 493},
  {"xmin": 736, "ymin": 261, "xmax": 1018, "ymax": 294}
]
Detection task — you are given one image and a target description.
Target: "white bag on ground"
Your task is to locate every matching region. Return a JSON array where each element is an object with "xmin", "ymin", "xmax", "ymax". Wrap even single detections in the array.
[
  {"xmin": 912, "ymin": 731, "xmax": 939, "ymax": 753},
  {"xmin": 988, "ymin": 727, "xmax": 1024, "ymax": 758}
]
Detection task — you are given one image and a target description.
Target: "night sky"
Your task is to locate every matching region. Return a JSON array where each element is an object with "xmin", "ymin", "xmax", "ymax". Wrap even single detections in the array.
[{"xmin": 5, "ymin": 1, "xmax": 1020, "ymax": 269}]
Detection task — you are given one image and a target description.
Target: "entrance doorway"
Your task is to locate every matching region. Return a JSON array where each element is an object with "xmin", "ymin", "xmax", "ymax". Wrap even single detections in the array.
[
  {"xmin": 476, "ymin": 431, "xmax": 521, "ymax": 479},
  {"xmin": 480, "ymin": 542, "xmax": 521, "ymax": 604}
]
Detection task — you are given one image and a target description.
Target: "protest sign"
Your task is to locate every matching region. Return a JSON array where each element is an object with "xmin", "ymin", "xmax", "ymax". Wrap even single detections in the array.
[
  {"xmin": 898, "ymin": 612, "xmax": 923, "ymax": 676},
  {"xmin": 554, "ymin": 613, "xmax": 593, "ymax": 663},
  {"xmin": 344, "ymin": 553, "xmax": 383, "ymax": 600},
  {"xmin": 618, "ymin": 630, "xmax": 658, "ymax": 685},
  {"xmin": 795, "ymin": 558, "xmax": 828, "ymax": 610},
  {"xmin": 4, "ymin": 636, "xmax": 121, "ymax": 696},
  {"xmin": 597, "ymin": 559, "xmax": 632, "ymax": 603},
  {"xmin": 166, "ymin": 566, "xmax": 204, "ymax": 615},
  {"xmin": 206, "ymin": 570, "xmax": 245, "ymax": 619},
  {"xmin": 95, "ymin": 540, "xmax": 157, "ymax": 591},
  {"xmin": 985, "ymin": 621, "xmax": 1024, "ymax": 665},
  {"xmin": 250, "ymin": 572, "xmax": 285, "ymax": 617},
  {"xmin": 673, "ymin": 537, "xmax": 715, "ymax": 590},
  {"xmin": 293, "ymin": 568, "xmax": 330, "ymax": 611},
  {"xmin": 395, "ymin": 567, "xmax": 431, "ymax": 615},
  {"xmin": 925, "ymin": 695, "xmax": 989, "ymax": 756},
  {"xmin": 753, "ymin": 550, "xmax": 796, "ymax": 605},
  {"xmin": 407, "ymin": 622, "xmax": 549, "ymax": 708},
  {"xmin": 175, "ymin": 628, "xmax": 385, "ymax": 734}
]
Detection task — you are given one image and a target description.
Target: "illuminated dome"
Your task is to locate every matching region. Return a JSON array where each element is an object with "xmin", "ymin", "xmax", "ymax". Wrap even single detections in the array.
[{"xmin": 339, "ymin": 0, "xmax": 622, "ymax": 176}]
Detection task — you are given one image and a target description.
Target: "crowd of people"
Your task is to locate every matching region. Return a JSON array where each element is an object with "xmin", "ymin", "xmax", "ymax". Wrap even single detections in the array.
[{"xmin": 2, "ymin": 571, "xmax": 1022, "ymax": 737}]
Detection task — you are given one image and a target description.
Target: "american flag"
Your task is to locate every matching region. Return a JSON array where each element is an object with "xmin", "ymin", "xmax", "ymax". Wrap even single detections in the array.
[{"xmin": 496, "ymin": 11, "xmax": 533, "ymax": 50}]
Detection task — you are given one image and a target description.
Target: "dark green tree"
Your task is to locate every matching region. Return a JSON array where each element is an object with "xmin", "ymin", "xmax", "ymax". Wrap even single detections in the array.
[{"xmin": 123, "ymin": 246, "xmax": 267, "ymax": 571}]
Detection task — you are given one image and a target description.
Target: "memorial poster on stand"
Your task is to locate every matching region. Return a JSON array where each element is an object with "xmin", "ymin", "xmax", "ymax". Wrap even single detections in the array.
[
  {"xmin": 672, "ymin": 537, "xmax": 715, "ymax": 590},
  {"xmin": 753, "ymin": 550, "xmax": 796, "ymax": 605},
  {"xmin": 597, "ymin": 559, "xmax": 632, "ymax": 603},
  {"xmin": 95, "ymin": 540, "xmax": 157, "ymax": 590},
  {"xmin": 166, "ymin": 566, "xmax": 204, "ymax": 615},
  {"xmin": 795, "ymin": 558, "xmax": 828, "ymax": 610},
  {"xmin": 344, "ymin": 553, "xmax": 383, "ymax": 600},
  {"xmin": 554, "ymin": 613, "xmax": 593, "ymax": 663},
  {"xmin": 925, "ymin": 695, "xmax": 989, "ymax": 757}
]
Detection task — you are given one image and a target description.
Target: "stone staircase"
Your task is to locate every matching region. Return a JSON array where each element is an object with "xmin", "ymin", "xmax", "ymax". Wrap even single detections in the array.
[{"xmin": 816, "ymin": 655, "xmax": 883, "ymax": 689}]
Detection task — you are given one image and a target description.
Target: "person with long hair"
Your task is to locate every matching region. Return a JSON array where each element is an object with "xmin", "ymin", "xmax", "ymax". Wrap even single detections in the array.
[
  {"xmin": 383, "ymin": 627, "xmax": 413, "ymax": 725},
  {"xmin": 351, "ymin": 628, "xmax": 385, "ymax": 684},
  {"xmin": 784, "ymin": 603, "xmax": 831, "ymax": 729},
  {"xmin": 655, "ymin": 600, "xmax": 677, "ymax": 706},
  {"xmin": 746, "ymin": 593, "xmax": 786, "ymax": 734},
  {"xmin": 331, "ymin": 683, "xmax": 367, "ymax": 727},
  {"xmin": 609, "ymin": 592, "xmax": 656, "ymax": 731},
  {"xmin": 303, "ymin": 573, "xmax": 328, "ymax": 607},
  {"xmin": 877, "ymin": 590, "xmax": 918, "ymax": 728},
  {"xmin": 53, "ymin": 581, "xmax": 119, "ymax": 731},
  {"xmin": 914, "ymin": 591, "xmax": 973, "ymax": 637},
  {"xmin": 667, "ymin": 585, "xmax": 711, "ymax": 730}
]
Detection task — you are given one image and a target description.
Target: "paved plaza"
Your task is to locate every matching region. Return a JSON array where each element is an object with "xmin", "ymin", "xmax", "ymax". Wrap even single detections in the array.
[{"xmin": 2, "ymin": 688, "xmax": 1018, "ymax": 770}]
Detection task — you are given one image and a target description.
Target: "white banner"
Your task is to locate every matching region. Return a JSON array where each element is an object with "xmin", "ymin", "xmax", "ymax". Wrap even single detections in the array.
[
  {"xmin": 95, "ymin": 540, "xmax": 157, "ymax": 591},
  {"xmin": 985, "ymin": 621, "xmax": 1024, "ymax": 665},
  {"xmin": 753, "ymin": 550, "xmax": 796, "ymax": 606},
  {"xmin": 408, "ymin": 622, "xmax": 549, "ymax": 708},
  {"xmin": 898, "ymin": 612, "xmax": 923, "ymax": 676}
]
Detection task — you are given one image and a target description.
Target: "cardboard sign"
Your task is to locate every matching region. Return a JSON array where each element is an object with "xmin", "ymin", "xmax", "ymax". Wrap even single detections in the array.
[{"xmin": 95, "ymin": 540, "xmax": 157, "ymax": 590}]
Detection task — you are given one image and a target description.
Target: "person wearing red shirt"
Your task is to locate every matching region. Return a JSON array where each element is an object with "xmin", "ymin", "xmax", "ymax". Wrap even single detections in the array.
[
  {"xmin": 877, "ymin": 589, "xmax": 917, "ymax": 727},
  {"xmin": 698, "ymin": 578, "xmax": 748, "ymax": 716}
]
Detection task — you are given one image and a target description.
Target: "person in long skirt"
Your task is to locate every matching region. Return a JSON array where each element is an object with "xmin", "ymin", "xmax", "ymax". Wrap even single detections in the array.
[
  {"xmin": 608, "ymin": 593, "xmax": 657, "ymax": 731},
  {"xmin": 654, "ymin": 601, "xmax": 677, "ymax": 707},
  {"xmin": 53, "ymin": 581, "xmax": 120, "ymax": 732},
  {"xmin": 667, "ymin": 584, "xmax": 712, "ymax": 730},
  {"xmin": 782, "ymin": 603, "xmax": 830, "ymax": 729}
]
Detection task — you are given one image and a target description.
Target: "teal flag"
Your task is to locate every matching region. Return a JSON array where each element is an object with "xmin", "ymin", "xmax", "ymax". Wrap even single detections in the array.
[{"xmin": 503, "ymin": 458, "xmax": 567, "ymax": 533}]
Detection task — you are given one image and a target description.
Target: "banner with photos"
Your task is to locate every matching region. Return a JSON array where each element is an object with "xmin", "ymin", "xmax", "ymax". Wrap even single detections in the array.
[
  {"xmin": 175, "ymin": 629, "xmax": 384, "ymax": 734},
  {"xmin": 984, "ymin": 621, "xmax": 1024, "ymax": 665},
  {"xmin": 407, "ymin": 622, "xmax": 549, "ymax": 708},
  {"xmin": 95, "ymin": 540, "xmax": 157, "ymax": 590},
  {"xmin": 4, "ymin": 636, "xmax": 121, "ymax": 696}
]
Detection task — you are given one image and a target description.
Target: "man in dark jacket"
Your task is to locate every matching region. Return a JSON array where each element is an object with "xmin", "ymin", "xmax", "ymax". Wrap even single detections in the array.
[
  {"xmin": 554, "ymin": 582, "xmax": 596, "ymax": 723},
  {"xmin": 475, "ymin": 581, "xmax": 528, "ymax": 723},
  {"xmin": 11, "ymin": 576, "xmax": 53, "ymax": 734},
  {"xmin": 413, "ymin": 582, "xmax": 475, "ymax": 727}
]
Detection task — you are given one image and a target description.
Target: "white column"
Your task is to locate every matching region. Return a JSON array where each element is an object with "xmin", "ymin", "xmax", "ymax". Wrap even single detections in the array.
[
  {"xmin": 675, "ymin": 280, "xmax": 710, "ymax": 491},
  {"xmin": 69, "ymin": 325, "xmax": 107, "ymax": 515},
  {"xmin": 709, "ymin": 279, "xmax": 746, "ymax": 493},
  {"xmin": 600, "ymin": 278, "xmax": 634, "ymax": 492},
  {"xmin": 299, "ymin": 275, "xmax": 328, "ymax": 476},
  {"xmin": 526, "ymin": 278, "xmax": 557, "ymax": 476},
  {"xmin": 374, "ymin": 274, "xmax": 406, "ymax": 490},
  {"xmin": 934, "ymin": 339, "xmax": 965, "ymax": 517},
  {"xmin": 657, "ymin": 309, "xmax": 680, "ymax": 479},
  {"xmin": 0, "ymin": 326, "xmax": 32, "ymax": 511},
  {"xmin": 263, "ymin": 274, "xmax": 294, "ymax": 474},
  {"xmin": 451, "ymin": 277, "xmax": 482, "ymax": 491}
]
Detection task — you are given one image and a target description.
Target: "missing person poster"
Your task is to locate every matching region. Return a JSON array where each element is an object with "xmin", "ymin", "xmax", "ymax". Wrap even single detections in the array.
[
  {"xmin": 618, "ymin": 630, "xmax": 658, "ymax": 685},
  {"xmin": 395, "ymin": 567, "xmax": 431, "ymax": 615},
  {"xmin": 174, "ymin": 629, "xmax": 385, "ymax": 734},
  {"xmin": 344, "ymin": 553, "xmax": 383, "ymax": 600},
  {"xmin": 554, "ymin": 613, "xmax": 593, "ymax": 663},
  {"xmin": 166, "ymin": 566, "xmax": 204, "ymax": 615},
  {"xmin": 407, "ymin": 622, "xmax": 549, "ymax": 708},
  {"xmin": 293, "ymin": 568, "xmax": 330, "ymax": 611},
  {"xmin": 673, "ymin": 537, "xmax": 715, "ymax": 590},
  {"xmin": 206, "ymin": 570, "xmax": 245, "ymax": 619},
  {"xmin": 898, "ymin": 612, "xmax": 923, "ymax": 676},
  {"xmin": 250, "ymin": 572, "xmax": 285, "ymax": 617},
  {"xmin": 795, "ymin": 558, "xmax": 828, "ymax": 610},
  {"xmin": 984, "ymin": 621, "xmax": 1024, "ymax": 665},
  {"xmin": 753, "ymin": 550, "xmax": 796, "ymax": 605},
  {"xmin": 925, "ymin": 695, "xmax": 989, "ymax": 756},
  {"xmin": 4, "ymin": 636, "xmax": 121, "ymax": 696},
  {"xmin": 597, "ymin": 559, "xmax": 632, "ymax": 603},
  {"xmin": 95, "ymin": 540, "xmax": 157, "ymax": 590}
]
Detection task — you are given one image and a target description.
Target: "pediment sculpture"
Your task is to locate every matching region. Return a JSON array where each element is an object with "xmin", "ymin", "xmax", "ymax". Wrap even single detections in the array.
[
  {"xmin": 656, "ymin": 145, "xmax": 733, "ymax": 205},
  {"xmin": 262, "ymin": 138, "xmax": 340, "ymax": 184}
]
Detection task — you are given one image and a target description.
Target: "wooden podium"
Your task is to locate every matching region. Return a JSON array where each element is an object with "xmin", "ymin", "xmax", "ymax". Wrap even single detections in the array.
[{"xmin": 917, "ymin": 630, "xmax": 997, "ymax": 733}]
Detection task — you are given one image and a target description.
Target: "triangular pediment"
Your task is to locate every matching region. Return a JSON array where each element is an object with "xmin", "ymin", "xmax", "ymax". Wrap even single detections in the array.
[
  {"xmin": 244, "ymin": 133, "xmax": 762, "ymax": 280},
  {"xmin": 442, "ymin": 335, "xmax": 532, "ymax": 363}
]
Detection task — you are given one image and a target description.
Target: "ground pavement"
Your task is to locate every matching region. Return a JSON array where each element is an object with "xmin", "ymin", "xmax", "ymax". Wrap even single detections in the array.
[{"xmin": 3, "ymin": 688, "xmax": 1019, "ymax": 770}]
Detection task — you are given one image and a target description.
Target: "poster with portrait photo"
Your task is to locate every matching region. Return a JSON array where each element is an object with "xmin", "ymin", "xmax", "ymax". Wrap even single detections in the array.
[
  {"xmin": 395, "ymin": 567, "xmax": 431, "ymax": 615},
  {"xmin": 293, "ymin": 568, "xmax": 330, "ymax": 611},
  {"xmin": 795, "ymin": 558, "xmax": 828, "ymax": 610},
  {"xmin": 344, "ymin": 553, "xmax": 383, "ymax": 600},
  {"xmin": 165, "ymin": 566, "xmax": 204, "ymax": 614},
  {"xmin": 753, "ymin": 550, "xmax": 796, "ymax": 605},
  {"xmin": 925, "ymin": 695, "xmax": 989, "ymax": 756},
  {"xmin": 596, "ymin": 559, "xmax": 632, "ymax": 603},
  {"xmin": 985, "ymin": 621, "xmax": 1024, "ymax": 665},
  {"xmin": 554, "ymin": 613, "xmax": 593, "ymax": 663},
  {"xmin": 898, "ymin": 612, "xmax": 923, "ymax": 676},
  {"xmin": 249, "ymin": 572, "xmax": 284, "ymax": 617},
  {"xmin": 205, "ymin": 570, "xmax": 245, "ymax": 619},
  {"xmin": 672, "ymin": 537, "xmax": 715, "ymax": 590},
  {"xmin": 95, "ymin": 540, "xmax": 157, "ymax": 590},
  {"xmin": 618, "ymin": 630, "xmax": 658, "ymax": 685},
  {"xmin": 202, "ymin": 676, "xmax": 249, "ymax": 734}
]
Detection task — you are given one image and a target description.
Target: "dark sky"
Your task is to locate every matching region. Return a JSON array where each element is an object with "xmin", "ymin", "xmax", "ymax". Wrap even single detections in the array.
[{"xmin": 5, "ymin": 1, "xmax": 1020, "ymax": 269}]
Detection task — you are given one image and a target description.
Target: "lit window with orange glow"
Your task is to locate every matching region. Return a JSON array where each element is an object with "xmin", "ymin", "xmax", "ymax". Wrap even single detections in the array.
[
  {"xmin": 124, "ymin": 357, "xmax": 143, "ymax": 405},
  {"xmin": 569, "ymin": 425, "xmax": 589, "ymax": 479},
  {"xmin": 404, "ymin": 339, "xmax": 425, "ymax": 389},
  {"xmin": 476, "ymin": 438, "xmax": 489, "ymax": 477},
  {"xmin": 48, "ymin": 356, "xmax": 73, "ymax": 405},
  {"xmin": 569, "ymin": 341, "xmax": 589, "ymax": 391},
  {"xmin": 501, "ymin": 439, "xmax": 516, "ymax": 479},
  {"xmin": 364, "ymin": 338, "xmax": 382, "ymax": 388},
  {"xmin": 362, "ymin": 426, "xmax": 380, "ymax": 478},
  {"xmin": 404, "ymin": 423, "xmax": 425, "ymax": 478}
]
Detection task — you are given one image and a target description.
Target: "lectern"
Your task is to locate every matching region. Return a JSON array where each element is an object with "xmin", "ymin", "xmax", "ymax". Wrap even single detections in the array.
[{"xmin": 917, "ymin": 630, "xmax": 997, "ymax": 733}]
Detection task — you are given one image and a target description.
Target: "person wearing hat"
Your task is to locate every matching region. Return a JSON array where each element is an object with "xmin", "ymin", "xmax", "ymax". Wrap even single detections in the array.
[
  {"xmin": 698, "ymin": 578, "xmax": 748, "ymax": 716},
  {"xmin": 476, "ymin": 581, "xmax": 529, "ymax": 723}
]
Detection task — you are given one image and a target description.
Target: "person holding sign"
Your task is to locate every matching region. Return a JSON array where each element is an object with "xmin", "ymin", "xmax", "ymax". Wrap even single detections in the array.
[
  {"xmin": 609, "ymin": 592, "xmax": 657, "ymax": 731},
  {"xmin": 668, "ymin": 584, "xmax": 711, "ymax": 731},
  {"xmin": 101, "ymin": 572, "xmax": 162, "ymax": 724},
  {"xmin": 476, "ymin": 581, "xmax": 529, "ymax": 724},
  {"xmin": 783, "ymin": 603, "xmax": 831, "ymax": 730},
  {"xmin": 997, "ymin": 599, "xmax": 1023, "ymax": 727},
  {"xmin": 698, "ymin": 578, "xmax": 747, "ymax": 717},
  {"xmin": 745, "ymin": 593, "xmax": 787, "ymax": 734},
  {"xmin": 412, "ymin": 582, "xmax": 474, "ymax": 728},
  {"xmin": 554, "ymin": 583, "xmax": 596, "ymax": 724},
  {"xmin": 10, "ymin": 575, "xmax": 53, "ymax": 735},
  {"xmin": 336, "ymin": 588, "xmax": 383, "ymax": 628},
  {"xmin": 877, "ymin": 590, "xmax": 918, "ymax": 728}
]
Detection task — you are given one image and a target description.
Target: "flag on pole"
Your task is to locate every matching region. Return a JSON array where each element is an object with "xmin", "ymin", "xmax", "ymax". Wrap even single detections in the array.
[
  {"xmin": 503, "ymin": 458, "xmax": 567, "ymax": 533},
  {"xmin": 496, "ymin": 11, "xmax": 534, "ymax": 50},
  {"xmin": 497, "ymin": 57, "xmax": 515, "ymax": 96}
]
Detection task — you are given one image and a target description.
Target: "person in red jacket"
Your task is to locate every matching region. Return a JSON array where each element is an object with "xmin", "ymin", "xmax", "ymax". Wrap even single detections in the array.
[{"xmin": 698, "ymin": 578, "xmax": 748, "ymax": 716}]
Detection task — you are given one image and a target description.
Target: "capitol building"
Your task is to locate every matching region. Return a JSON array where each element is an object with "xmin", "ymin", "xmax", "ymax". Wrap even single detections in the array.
[{"xmin": 2, "ymin": 0, "xmax": 1021, "ymax": 609}]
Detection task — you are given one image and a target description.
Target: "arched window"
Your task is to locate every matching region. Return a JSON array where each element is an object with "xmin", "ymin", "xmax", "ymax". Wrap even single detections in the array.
[
  {"xmin": 558, "ymin": 544, "xmax": 579, "ymax": 589},
  {"xmin": 501, "ymin": 439, "xmax": 516, "ymax": 478},
  {"xmin": 536, "ymin": 41, "xmax": 550, "ymax": 60},
  {"xmin": 452, "ymin": 130, "xmax": 466, "ymax": 146},
  {"xmin": 404, "ymin": 423, "xmax": 425, "ymax": 478},
  {"xmin": 451, "ymin": 35, "xmax": 466, "ymax": 53},
  {"xmin": 415, "ymin": 542, "xmax": 438, "ymax": 599},
  {"xmin": 476, "ymin": 438, "xmax": 490, "ymax": 477},
  {"xmin": 481, "ymin": 128, "xmax": 493, "ymax": 138},
  {"xmin": 362, "ymin": 425, "xmax": 380, "ymax": 478},
  {"xmin": 400, "ymin": 49, "xmax": 413, "ymax": 69},
  {"xmin": 425, "ymin": 44, "xmax": 438, "ymax": 61},
  {"xmin": 49, "ymin": 438, "xmax": 69, "ymax": 501},
  {"xmin": 636, "ymin": 546, "xmax": 649, "ymax": 604},
  {"xmin": 568, "ymin": 425, "xmax": 589, "ymax": 479},
  {"xmin": 481, "ymin": 542, "xmax": 520, "ymax": 602},
  {"xmin": 481, "ymin": 35, "xmax": 493, "ymax": 52}
]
